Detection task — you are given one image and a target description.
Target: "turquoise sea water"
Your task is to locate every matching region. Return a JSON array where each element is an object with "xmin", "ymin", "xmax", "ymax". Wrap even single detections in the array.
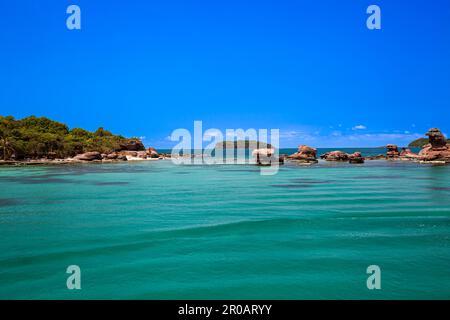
[{"xmin": 0, "ymin": 148, "xmax": 449, "ymax": 299}]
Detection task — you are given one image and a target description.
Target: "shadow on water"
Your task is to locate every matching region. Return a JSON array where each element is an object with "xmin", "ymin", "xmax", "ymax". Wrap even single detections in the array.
[
  {"xmin": 0, "ymin": 175, "xmax": 130, "ymax": 187},
  {"xmin": 427, "ymin": 186, "xmax": 450, "ymax": 191},
  {"xmin": 270, "ymin": 184, "xmax": 312, "ymax": 189},
  {"xmin": 92, "ymin": 181, "xmax": 130, "ymax": 186},
  {"xmin": 351, "ymin": 175, "xmax": 405, "ymax": 180},
  {"xmin": 0, "ymin": 162, "xmax": 167, "ymax": 186},
  {"xmin": 0, "ymin": 198, "xmax": 22, "ymax": 207},
  {"xmin": 271, "ymin": 178, "xmax": 335, "ymax": 189},
  {"xmin": 289, "ymin": 178, "xmax": 335, "ymax": 184}
]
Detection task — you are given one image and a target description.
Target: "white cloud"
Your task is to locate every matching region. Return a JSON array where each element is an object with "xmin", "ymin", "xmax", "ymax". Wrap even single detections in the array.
[
  {"xmin": 352, "ymin": 125, "xmax": 367, "ymax": 130},
  {"xmin": 331, "ymin": 131, "xmax": 342, "ymax": 137},
  {"xmin": 277, "ymin": 127, "xmax": 424, "ymax": 148}
]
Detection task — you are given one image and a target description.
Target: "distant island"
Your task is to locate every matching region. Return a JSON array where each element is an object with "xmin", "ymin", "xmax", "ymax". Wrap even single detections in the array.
[
  {"xmin": 0, "ymin": 115, "xmax": 145, "ymax": 161},
  {"xmin": 215, "ymin": 140, "xmax": 272, "ymax": 149},
  {"xmin": 409, "ymin": 137, "xmax": 450, "ymax": 148}
]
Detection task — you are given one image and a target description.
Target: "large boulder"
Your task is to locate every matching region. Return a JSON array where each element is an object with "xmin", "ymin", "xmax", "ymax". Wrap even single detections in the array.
[
  {"xmin": 386, "ymin": 144, "xmax": 400, "ymax": 158},
  {"xmin": 137, "ymin": 151, "xmax": 148, "ymax": 159},
  {"xmin": 320, "ymin": 150, "xmax": 349, "ymax": 161},
  {"xmin": 74, "ymin": 151, "xmax": 102, "ymax": 161},
  {"xmin": 419, "ymin": 128, "xmax": 450, "ymax": 162},
  {"xmin": 287, "ymin": 145, "xmax": 318, "ymax": 163},
  {"xmin": 426, "ymin": 128, "xmax": 447, "ymax": 149},
  {"xmin": 119, "ymin": 139, "xmax": 145, "ymax": 151},
  {"xmin": 348, "ymin": 152, "xmax": 364, "ymax": 164},
  {"xmin": 146, "ymin": 147, "xmax": 159, "ymax": 158},
  {"xmin": 105, "ymin": 152, "xmax": 119, "ymax": 160}
]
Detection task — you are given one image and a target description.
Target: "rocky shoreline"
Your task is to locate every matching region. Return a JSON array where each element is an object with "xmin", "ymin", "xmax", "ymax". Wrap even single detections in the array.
[
  {"xmin": 253, "ymin": 127, "xmax": 450, "ymax": 166},
  {"xmin": 0, "ymin": 140, "xmax": 169, "ymax": 166},
  {"xmin": 1, "ymin": 128, "xmax": 449, "ymax": 167}
]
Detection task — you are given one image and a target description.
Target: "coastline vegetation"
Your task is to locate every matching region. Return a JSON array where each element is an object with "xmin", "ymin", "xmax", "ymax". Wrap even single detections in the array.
[
  {"xmin": 0, "ymin": 115, "xmax": 137, "ymax": 160},
  {"xmin": 409, "ymin": 137, "xmax": 450, "ymax": 148}
]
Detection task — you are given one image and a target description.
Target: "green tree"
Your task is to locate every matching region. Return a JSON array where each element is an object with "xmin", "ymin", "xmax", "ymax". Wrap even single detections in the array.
[
  {"xmin": 0, "ymin": 116, "xmax": 16, "ymax": 160},
  {"xmin": 0, "ymin": 115, "xmax": 142, "ymax": 160}
]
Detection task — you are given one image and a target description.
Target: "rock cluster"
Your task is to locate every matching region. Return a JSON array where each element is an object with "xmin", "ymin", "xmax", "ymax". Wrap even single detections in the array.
[
  {"xmin": 320, "ymin": 150, "xmax": 364, "ymax": 163},
  {"xmin": 72, "ymin": 146, "xmax": 161, "ymax": 162},
  {"xmin": 418, "ymin": 128, "xmax": 450, "ymax": 162},
  {"xmin": 287, "ymin": 145, "xmax": 318, "ymax": 164},
  {"xmin": 320, "ymin": 151, "xmax": 349, "ymax": 161},
  {"xmin": 380, "ymin": 128, "xmax": 449, "ymax": 163}
]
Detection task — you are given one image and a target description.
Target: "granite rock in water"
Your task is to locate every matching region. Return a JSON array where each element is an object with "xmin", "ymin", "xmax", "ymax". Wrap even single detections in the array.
[
  {"xmin": 348, "ymin": 152, "xmax": 364, "ymax": 164},
  {"xmin": 320, "ymin": 150, "xmax": 349, "ymax": 161},
  {"xmin": 426, "ymin": 128, "xmax": 447, "ymax": 149},
  {"xmin": 288, "ymin": 145, "xmax": 318, "ymax": 163},
  {"xmin": 74, "ymin": 151, "xmax": 102, "ymax": 161},
  {"xmin": 386, "ymin": 144, "xmax": 400, "ymax": 159},
  {"xmin": 419, "ymin": 128, "xmax": 450, "ymax": 162},
  {"xmin": 399, "ymin": 148, "xmax": 420, "ymax": 159},
  {"xmin": 147, "ymin": 147, "xmax": 159, "ymax": 158}
]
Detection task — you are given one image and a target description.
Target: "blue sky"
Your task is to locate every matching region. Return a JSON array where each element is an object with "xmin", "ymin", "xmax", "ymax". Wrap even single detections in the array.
[{"xmin": 1, "ymin": 0, "xmax": 449, "ymax": 147}]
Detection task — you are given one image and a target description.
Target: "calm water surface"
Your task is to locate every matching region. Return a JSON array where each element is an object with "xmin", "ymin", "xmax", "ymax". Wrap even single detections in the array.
[{"xmin": 0, "ymin": 148, "xmax": 449, "ymax": 299}]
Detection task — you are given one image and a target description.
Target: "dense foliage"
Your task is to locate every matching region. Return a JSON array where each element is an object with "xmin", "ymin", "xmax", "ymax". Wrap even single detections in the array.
[
  {"xmin": 409, "ymin": 137, "xmax": 450, "ymax": 148},
  {"xmin": 0, "ymin": 115, "xmax": 134, "ymax": 160}
]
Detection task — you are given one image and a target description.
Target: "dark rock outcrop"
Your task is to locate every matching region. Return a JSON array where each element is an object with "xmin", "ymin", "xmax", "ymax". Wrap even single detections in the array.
[
  {"xmin": 287, "ymin": 145, "xmax": 318, "ymax": 163},
  {"xmin": 119, "ymin": 139, "xmax": 145, "ymax": 151}
]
